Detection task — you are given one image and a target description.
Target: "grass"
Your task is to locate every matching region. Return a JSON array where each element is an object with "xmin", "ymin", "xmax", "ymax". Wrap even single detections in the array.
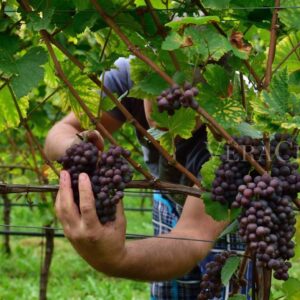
[{"xmin": 0, "ymin": 194, "xmax": 153, "ymax": 300}]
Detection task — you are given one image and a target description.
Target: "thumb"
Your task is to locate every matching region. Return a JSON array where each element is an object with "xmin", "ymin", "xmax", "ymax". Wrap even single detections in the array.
[{"xmin": 83, "ymin": 130, "xmax": 104, "ymax": 151}]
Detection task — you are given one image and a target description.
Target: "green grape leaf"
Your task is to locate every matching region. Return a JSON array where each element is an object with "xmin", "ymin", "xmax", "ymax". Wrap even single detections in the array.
[
  {"xmin": 0, "ymin": 33, "xmax": 21, "ymax": 74},
  {"xmin": 72, "ymin": 0, "xmax": 93, "ymax": 10},
  {"xmin": 199, "ymin": 95, "xmax": 245, "ymax": 129},
  {"xmin": 219, "ymin": 220, "xmax": 239, "ymax": 238},
  {"xmin": 159, "ymin": 132, "xmax": 174, "ymax": 154},
  {"xmin": 184, "ymin": 26, "xmax": 232, "ymax": 62},
  {"xmin": 27, "ymin": 8, "xmax": 54, "ymax": 31},
  {"xmin": 202, "ymin": 0, "xmax": 231, "ymax": 8},
  {"xmin": 165, "ymin": 16, "xmax": 220, "ymax": 30},
  {"xmin": 11, "ymin": 47, "xmax": 48, "ymax": 98},
  {"xmin": 203, "ymin": 65, "xmax": 230, "ymax": 98},
  {"xmin": 232, "ymin": 47, "xmax": 249, "ymax": 60},
  {"xmin": 59, "ymin": 61, "xmax": 99, "ymax": 129},
  {"xmin": 289, "ymin": 70, "xmax": 300, "ymax": 94},
  {"xmin": 0, "ymin": 85, "xmax": 29, "ymax": 132},
  {"xmin": 129, "ymin": 72, "xmax": 169, "ymax": 99},
  {"xmin": 279, "ymin": 0, "xmax": 300, "ymax": 31},
  {"xmin": 0, "ymin": 32, "xmax": 20, "ymax": 55},
  {"xmin": 282, "ymin": 278, "xmax": 300, "ymax": 298},
  {"xmin": 251, "ymin": 69, "xmax": 297, "ymax": 130},
  {"xmin": 200, "ymin": 156, "xmax": 221, "ymax": 189},
  {"xmin": 281, "ymin": 116, "xmax": 300, "ymax": 130},
  {"xmin": 162, "ymin": 32, "xmax": 184, "ymax": 51},
  {"xmin": 236, "ymin": 122, "xmax": 263, "ymax": 138},
  {"xmin": 221, "ymin": 256, "xmax": 241, "ymax": 286},
  {"xmin": 273, "ymin": 32, "xmax": 300, "ymax": 73},
  {"xmin": 202, "ymin": 192, "xmax": 229, "ymax": 221},
  {"xmin": 152, "ymin": 107, "xmax": 196, "ymax": 139},
  {"xmin": 229, "ymin": 295, "xmax": 247, "ymax": 300},
  {"xmin": 207, "ymin": 130, "xmax": 225, "ymax": 155}
]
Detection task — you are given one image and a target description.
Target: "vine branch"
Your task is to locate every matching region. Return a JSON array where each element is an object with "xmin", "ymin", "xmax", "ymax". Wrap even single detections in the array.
[
  {"xmin": 144, "ymin": 0, "xmax": 181, "ymax": 71},
  {"xmin": 6, "ymin": 81, "xmax": 59, "ymax": 177},
  {"xmin": 263, "ymin": 0, "xmax": 281, "ymax": 89},
  {"xmin": 0, "ymin": 181, "xmax": 203, "ymax": 198}
]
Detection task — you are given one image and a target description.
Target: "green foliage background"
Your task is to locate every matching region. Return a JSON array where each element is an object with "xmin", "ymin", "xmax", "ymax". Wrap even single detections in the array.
[{"xmin": 0, "ymin": 0, "xmax": 300, "ymax": 299}]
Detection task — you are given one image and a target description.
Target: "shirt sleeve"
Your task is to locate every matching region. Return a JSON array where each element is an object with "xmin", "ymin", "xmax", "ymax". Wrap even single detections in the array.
[{"xmin": 100, "ymin": 57, "xmax": 135, "ymax": 123}]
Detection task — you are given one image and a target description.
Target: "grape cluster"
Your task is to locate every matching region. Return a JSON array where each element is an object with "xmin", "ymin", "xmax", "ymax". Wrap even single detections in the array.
[
  {"xmin": 211, "ymin": 136, "xmax": 263, "ymax": 205},
  {"xmin": 91, "ymin": 146, "xmax": 132, "ymax": 224},
  {"xmin": 198, "ymin": 251, "xmax": 236, "ymax": 300},
  {"xmin": 156, "ymin": 82, "xmax": 199, "ymax": 115},
  {"xmin": 234, "ymin": 174, "xmax": 297, "ymax": 280},
  {"xmin": 58, "ymin": 142, "xmax": 132, "ymax": 224},
  {"xmin": 211, "ymin": 133, "xmax": 299, "ymax": 280}
]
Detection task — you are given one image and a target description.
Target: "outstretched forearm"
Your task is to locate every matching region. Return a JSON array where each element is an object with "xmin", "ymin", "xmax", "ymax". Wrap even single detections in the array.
[
  {"xmin": 94, "ymin": 197, "xmax": 227, "ymax": 281},
  {"xmin": 103, "ymin": 229, "xmax": 223, "ymax": 281}
]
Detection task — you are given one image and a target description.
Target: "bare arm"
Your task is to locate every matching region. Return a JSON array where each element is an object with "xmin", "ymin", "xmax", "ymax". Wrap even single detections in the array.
[
  {"xmin": 55, "ymin": 171, "xmax": 228, "ymax": 281},
  {"xmin": 45, "ymin": 112, "xmax": 123, "ymax": 161}
]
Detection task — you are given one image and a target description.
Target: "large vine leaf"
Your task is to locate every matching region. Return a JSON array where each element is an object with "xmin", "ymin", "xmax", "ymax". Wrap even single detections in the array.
[
  {"xmin": 165, "ymin": 16, "xmax": 220, "ymax": 30},
  {"xmin": 221, "ymin": 256, "xmax": 241, "ymax": 286},
  {"xmin": 200, "ymin": 156, "xmax": 221, "ymax": 189},
  {"xmin": 59, "ymin": 61, "xmax": 100, "ymax": 129},
  {"xmin": 26, "ymin": 8, "xmax": 55, "ymax": 31},
  {"xmin": 161, "ymin": 32, "xmax": 184, "ymax": 51},
  {"xmin": 151, "ymin": 107, "xmax": 196, "ymax": 154},
  {"xmin": 0, "ymin": 46, "xmax": 48, "ymax": 99},
  {"xmin": 184, "ymin": 26, "xmax": 232, "ymax": 62},
  {"xmin": 251, "ymin": 69, "xmax": 300, "ymax": 130},
  {"xmin": 202, "ymin": 192, "xmax": 229, "ymax": 221},
  {"xmin": 10, "ymin": 47, "xmax": 48, "ymax": 99},
  {"xmin": 278, "ymin": 0, "xmax": 300, "ymax": 31},
  {"xmin": 273, "ymin": 32, "xmax": 300, "ymax": 73},
  {"xmin": 129, "ymin": 72, "xmax": 169, "ymax": 99},
  {"xmin": 0, "ymin": 85, "xmax": 29, "ymax": 132}
]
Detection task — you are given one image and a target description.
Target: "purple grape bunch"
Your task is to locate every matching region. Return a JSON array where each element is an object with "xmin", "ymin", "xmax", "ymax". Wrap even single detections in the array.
[
  {"xmin": 211, "ymin": 133, "xmax": 299, "ymax": 281},
  {"xmin": 58, "ymin": 142, "xmax": 132, "ymax": 224},
  {"xmin": 234, "ymin": 174, "xmax": 296, "ymax": 280},
  {"xmin": 198, "ymin": 251, "xmax": 237, "ymax": 300},
  {"xmin": 156, "ymin": 82, "xmax": 199, "ymax": 115}
]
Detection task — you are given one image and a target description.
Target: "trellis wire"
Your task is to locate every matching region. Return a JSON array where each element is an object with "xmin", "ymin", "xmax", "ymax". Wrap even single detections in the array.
[
  {"xmin": 0, "ymin": 202, "xmax": 153, "ymax": 212},
  {"xmin": 4, "ymin": 6, "xmax": 300, "ymax": 12},
  {"xmin": 0, "ymin": 224, "xmax": 246, "ymax": 245}
]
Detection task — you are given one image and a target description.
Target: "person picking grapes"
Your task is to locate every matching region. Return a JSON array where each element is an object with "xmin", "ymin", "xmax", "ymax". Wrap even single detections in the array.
[{"xmin": 45, "ymin": 57, "xmax": 252, "ymax": 299}]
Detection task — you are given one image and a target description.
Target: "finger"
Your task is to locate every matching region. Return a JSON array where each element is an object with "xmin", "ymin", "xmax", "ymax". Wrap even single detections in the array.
[
  {"xmin": 56, "ymin": 171, "xmax": 80, "ymax": 226},
  {"xmin": 78, "ymin": 173, "xmax": 99, "ymax": 226},
  {"xmin": 85, "ymin": 130, "xmax": 104, "ymax": 150},
  {"xmin": 114, "ymin": 199, "xmax": 126, "ymax": 227}
]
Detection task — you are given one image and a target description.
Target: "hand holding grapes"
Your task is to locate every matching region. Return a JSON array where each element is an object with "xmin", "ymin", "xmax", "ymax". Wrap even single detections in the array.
[{"xmin": 55, "ymin": 170, "xmax": 127, "ymax": 273}]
